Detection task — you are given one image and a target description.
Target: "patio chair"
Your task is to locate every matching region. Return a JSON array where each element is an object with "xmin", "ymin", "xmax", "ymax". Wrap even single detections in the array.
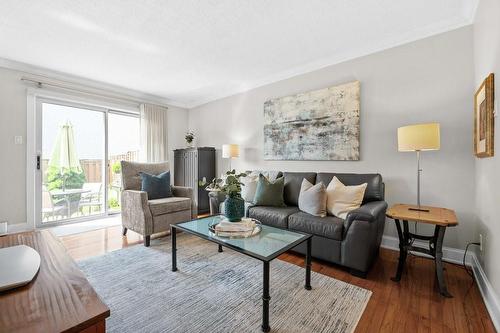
[
  {"xmin": 121, "ymin": 161, "xmax": 195, "ymax": 246},
  {"xmin": 42, "ymin": 185, "xmax": 67, "ymax": 221},
  {"xmin": 79, "ymin": 182, "xmax": 103, "ymax": 215}
]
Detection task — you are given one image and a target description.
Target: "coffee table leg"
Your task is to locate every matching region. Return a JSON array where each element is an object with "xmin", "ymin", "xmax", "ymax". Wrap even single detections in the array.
[
  {"xmin": 218, "ymin": 244, "xmax": 223, "ymax": 253},
  {"xmin": 262, "ymin": 261, "xmax": 270, "ymax": 332},
  {"xmin": 391, "ymin": 219, "xmax": 407, "ymax": 282},
  {"xmin": 171, "ymin": 226, "xmax": 177, "ymax": 272},
  {"xmin": 435, "ymin": 226, "xmax": 452, "ymax": 297},
  {"xmin": 305, "ymin": 237, "xmax": 312, "ymax": 290}
]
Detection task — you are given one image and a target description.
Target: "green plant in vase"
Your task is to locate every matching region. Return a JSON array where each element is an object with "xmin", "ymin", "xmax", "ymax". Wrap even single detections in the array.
[
  {"xmin": 185, "ymin": 131, "xmax": 195, "ymax": 147},
  {"xmin": 199, "ymin": 170, "xmax": 247, "ymax": 222}
]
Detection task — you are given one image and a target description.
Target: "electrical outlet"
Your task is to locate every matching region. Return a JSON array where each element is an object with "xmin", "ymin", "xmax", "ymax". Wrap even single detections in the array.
[{"xmin": 479, "ymin": 234, "xmax": 483, "ymax": 252}]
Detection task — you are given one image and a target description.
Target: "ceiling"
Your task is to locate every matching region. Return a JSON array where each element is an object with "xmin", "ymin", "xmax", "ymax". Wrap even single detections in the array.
[{"xmin": 0, "ymin": 0, "xmax": 477, "ymax": 108}]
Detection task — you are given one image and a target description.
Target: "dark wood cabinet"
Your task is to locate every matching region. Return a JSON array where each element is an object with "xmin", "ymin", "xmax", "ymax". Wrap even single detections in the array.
[{"xmin": 174, "ymin": 147, "xmax": 215, "ymax": 214}]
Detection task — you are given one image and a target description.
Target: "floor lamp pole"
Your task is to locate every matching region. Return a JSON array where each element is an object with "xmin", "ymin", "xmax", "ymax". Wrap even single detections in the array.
[
  {"xmin": 417, "ymin": 150, "xmax": 421, "ymax": 208},
  {"xmin": 409, "ymin": 150, "xmax": 429, "ymax": 212}
]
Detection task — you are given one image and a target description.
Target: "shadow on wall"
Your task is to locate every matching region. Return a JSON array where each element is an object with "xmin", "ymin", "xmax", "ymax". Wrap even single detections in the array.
[{"xmin": 244, "ymin": 147, "xmax": 260, "ymax": 164}]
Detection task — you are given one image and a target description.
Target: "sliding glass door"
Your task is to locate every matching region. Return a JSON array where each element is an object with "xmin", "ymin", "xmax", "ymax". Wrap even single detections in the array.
[
  {"xmin": 107, "ymin": 112, "xmax": 140, "ymax": 213},
  {"xmin": 35, "ymin": 98, "xmax": 139, "ymax": 227}
]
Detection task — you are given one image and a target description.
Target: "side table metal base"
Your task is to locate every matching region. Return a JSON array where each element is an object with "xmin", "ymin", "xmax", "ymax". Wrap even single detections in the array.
[{"xmin": 391, "ymin": 219, "xmax": 452, "ymax": 298}]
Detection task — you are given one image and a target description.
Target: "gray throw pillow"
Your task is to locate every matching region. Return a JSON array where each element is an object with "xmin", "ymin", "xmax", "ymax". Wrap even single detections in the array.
[
  {"xmin": 298, "ymin": 179, "xmax": 327, "ymax": 217},
  {"xmin": 253, "ymin": 174, "xmax": 286, "ymax": 207}
]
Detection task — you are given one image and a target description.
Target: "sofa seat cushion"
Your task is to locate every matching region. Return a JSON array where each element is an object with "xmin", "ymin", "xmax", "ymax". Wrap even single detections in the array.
[
  {"xmin": 248, "ymin": 206, "xmax": 300, "ymax": 228},
  {"xmin": 288, "ymin": 212, "xmax": 344, "ymax": 241},
  {"xmin": 148, "ymin": 197, "xmax": 191, "ymax": 216}
]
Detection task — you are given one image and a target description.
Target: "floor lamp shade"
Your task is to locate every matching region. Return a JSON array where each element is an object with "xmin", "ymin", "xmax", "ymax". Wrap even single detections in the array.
[
  {"xmin": 398, "ymin": 123, "xmax": 440, "ymax": 152},
  {"xmin": 397, "ymin": 123, "xmax": 440, "ymax": 212},
  {"xmin": 222, "ymin": 144, "xmax": 240, "ymax": 158}
]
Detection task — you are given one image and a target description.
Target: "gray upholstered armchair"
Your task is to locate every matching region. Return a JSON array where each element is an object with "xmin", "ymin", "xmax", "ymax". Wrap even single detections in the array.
[{"xmin": 120, "ymin": 161, "xmax": 196, "ymax": 246}]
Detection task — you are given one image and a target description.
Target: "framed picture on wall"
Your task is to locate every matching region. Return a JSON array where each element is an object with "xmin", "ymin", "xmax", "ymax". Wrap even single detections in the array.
[{"xmin": 474, "ymin": 73, "xmax": 495, "ymax": 158}]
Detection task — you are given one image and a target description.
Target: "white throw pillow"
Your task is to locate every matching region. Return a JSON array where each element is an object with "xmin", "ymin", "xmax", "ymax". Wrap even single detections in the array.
[
  {"xmin": 298, "ymin": 179, "xmax": 327, "ymax": 217},
  {"xmin": 326, "ymin": 177, "xmax": 367, "ymax": 219},
  {"xmin": 240, "ymin": 174, "xmax": 259, "ymax": 202}
]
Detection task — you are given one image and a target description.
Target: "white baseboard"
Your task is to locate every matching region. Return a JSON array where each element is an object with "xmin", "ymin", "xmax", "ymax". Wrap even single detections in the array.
[
  {"xmin": 2, "ymin": 222, "xmax": 33, "ymax": 235},
  {"xmin": 381, "ymin": 235, "xmax": 499, "ymax": 331},
  {"xmin": 381, "ymin": 235, "xmax": 472, "ymax": 265},
  {"xmin": 472, "ymin": 254, "xmax": 500, "ymax": 331}
]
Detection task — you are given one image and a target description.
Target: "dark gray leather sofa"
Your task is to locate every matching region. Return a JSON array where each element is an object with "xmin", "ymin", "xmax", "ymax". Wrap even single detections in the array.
[{"xmin": 209, "ymin": 172, "xmax": 387, "ymax": 277}]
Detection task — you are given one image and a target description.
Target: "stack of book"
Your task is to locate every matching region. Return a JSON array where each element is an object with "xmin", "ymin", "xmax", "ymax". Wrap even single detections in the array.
[{"xmin": 214, "ymin": 218, "xmax": 257, "ymax": 237}]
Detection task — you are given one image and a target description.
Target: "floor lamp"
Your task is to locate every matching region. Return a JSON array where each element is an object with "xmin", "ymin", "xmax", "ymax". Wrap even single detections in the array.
[
  {"xmin": 397, "ymin": 123, "xmax": 440, "ymax": 212},
  {"xmin": 222, "ymin": 144, "xmax": 240, "ymax": 171}
]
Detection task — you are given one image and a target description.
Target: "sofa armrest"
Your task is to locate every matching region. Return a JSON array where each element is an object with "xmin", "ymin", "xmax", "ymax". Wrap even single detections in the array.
[
  {"xmin": 208, "ymin": 191, "xmax": 225, "ymax": 215},
  {"xmin": 344, "ymin": 200, "xmax": 388, "ymax": 231},
  {"xmin": 172, "ymin": 186, "xmax": 197, "ymax": 218},
  {"xmin": 341, "ymin": 200, "xmax": 387, "ymax": 273},
  {"xmin": 121, "ymin": 190, "xmax": 152, "ymax": 235},
  {"xmin": 172, "ymin": 185, "xmax": 192, "ymax": 198}
]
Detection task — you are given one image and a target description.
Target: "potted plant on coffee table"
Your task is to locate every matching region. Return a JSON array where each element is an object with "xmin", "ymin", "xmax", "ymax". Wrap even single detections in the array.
[{"xmin": 200, "ymin": 170, "xmax": 247, "ymax": 222}]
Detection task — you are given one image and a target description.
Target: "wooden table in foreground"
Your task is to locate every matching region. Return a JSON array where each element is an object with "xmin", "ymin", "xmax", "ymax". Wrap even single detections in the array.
[
  {"xmin": 0, "ymin": 230, "xmax": 110, "ymax": 333},
  {"xmin": 386, "ymin": 204, "xmax": 458, "ymax": 297}
]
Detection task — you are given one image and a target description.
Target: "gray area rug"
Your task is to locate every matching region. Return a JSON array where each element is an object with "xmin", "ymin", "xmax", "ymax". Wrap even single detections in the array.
[{"xmin": 78, "ymin": 234, "xmax": 371, "ymax": 333}]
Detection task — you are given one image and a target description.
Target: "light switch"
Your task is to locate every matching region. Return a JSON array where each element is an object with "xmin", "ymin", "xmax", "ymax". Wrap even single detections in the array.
[{"xmin": 14, "ymin": 136, "xmax": 23, "ymax": 145}]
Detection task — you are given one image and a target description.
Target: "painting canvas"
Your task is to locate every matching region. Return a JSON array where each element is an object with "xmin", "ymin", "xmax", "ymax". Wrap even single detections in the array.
[
  {"xmin": 474, "ymin": 73, "xmax": 494, "ymax": 158},
  {"xmin": 263, "ymin": 81, "xmax": 360, "ymax": 160}
]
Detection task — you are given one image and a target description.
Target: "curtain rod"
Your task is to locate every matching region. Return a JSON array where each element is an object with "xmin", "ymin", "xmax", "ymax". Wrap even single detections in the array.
[{"xmin": 20, "ymin": 76, "xmax": 169, "ymax": 109}]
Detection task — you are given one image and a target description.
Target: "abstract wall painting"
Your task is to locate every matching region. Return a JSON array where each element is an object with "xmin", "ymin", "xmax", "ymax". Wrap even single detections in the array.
[{"xmin": 263, "ymin": 81, "xmax": 360, "ymax": 160}]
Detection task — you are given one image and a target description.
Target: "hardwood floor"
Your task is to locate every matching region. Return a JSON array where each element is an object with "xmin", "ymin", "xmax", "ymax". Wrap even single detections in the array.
[{"xmin": 59, "ymin": 226, "xmax": 495, "ymax": 333}]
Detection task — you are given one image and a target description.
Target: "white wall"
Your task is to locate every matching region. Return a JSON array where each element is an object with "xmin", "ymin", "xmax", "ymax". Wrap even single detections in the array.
[
  {"xmin": 189, "ymin": 27, "xmax": 476, "ymax": 249},
  {"xmin": 0, "ymin": 68, "xmax": 27, "ymax": 226},
  {"xmin": 473, "ymin": 0, "xmax": 500, "ymax": 299},
  {"xmin": 0, "ymin": 66, "xmax": 189, "ymax": 227}
]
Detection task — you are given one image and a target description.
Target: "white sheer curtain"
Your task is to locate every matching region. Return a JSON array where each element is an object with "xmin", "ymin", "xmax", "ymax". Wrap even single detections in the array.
[{"xmin": 140, "ymin": 103, "xmax": 168, "ymax": 162}]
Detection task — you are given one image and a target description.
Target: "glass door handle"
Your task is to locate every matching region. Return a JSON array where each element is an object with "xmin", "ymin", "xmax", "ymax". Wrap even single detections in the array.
[{"xmin": 36, "ymin": 155, "xmax": 41, "ymax": 170}]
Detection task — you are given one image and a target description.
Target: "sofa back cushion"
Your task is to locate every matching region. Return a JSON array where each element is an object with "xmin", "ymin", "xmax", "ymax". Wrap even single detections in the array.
[
  {"xmin": 284, "ymin": 172, "xmax": 317, "ymax": 206},
  {"xmin": 121, "ymin": 161, "xmax": 169, "ymax": 191},
  {"xmin": 316, "ymin": 173, "xmax": 384, "ymax": 202}
]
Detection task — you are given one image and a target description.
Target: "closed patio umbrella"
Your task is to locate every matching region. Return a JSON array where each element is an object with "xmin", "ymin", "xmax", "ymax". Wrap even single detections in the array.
[{"xmin": 48, "ymin": 121, "xmax": 82, "ymax": 189}]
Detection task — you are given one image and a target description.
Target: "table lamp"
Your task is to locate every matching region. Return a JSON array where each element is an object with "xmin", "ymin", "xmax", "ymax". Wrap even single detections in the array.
[
  {"xmin": 397, "ymin": 123, "xmax": 440, "ymax": 212},
  {"xmin": 222, "ymin": 144, "xmax": 239, "ymax": 171}
]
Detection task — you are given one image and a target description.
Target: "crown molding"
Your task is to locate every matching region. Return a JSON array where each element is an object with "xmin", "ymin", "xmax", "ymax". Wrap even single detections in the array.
[
  {"xmin": 0, "ymin": 57, "xmax": 189, "ymax": 109},
  {"xmin": 186, "ymin": 15, "xmax": 476, "ymax": 109},
  {"xmin": 0, "ymin": 0, "xmax": 478, "ymax": 110}
]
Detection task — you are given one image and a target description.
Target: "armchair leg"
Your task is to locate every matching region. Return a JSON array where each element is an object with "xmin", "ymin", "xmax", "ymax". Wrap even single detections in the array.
[
  {"xmin": 144, "ymin": 235, "xmax": 151, "ymax": 247},
  {"xmin": 122, "ymin": 227, "xmax": 127, "ymax": 236}
]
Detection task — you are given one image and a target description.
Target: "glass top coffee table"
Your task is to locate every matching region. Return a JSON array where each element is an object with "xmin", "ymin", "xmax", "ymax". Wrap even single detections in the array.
[{"xmin": 171, "ymin": 215, "xmax": 312, "ymax": 332}]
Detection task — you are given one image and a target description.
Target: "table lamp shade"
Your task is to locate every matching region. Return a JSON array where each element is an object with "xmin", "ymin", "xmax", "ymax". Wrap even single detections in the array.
[
  {"xmin": 222, "ymin": 144, "xmax": 240, "ymax": 158},
  {"xmin": 398, "ymin": 123, "xmax": 440, "ymax": 152}
]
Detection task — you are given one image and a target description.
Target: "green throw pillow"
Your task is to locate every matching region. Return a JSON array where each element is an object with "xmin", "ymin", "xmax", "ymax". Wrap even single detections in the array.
[{"xmin": 253, "ymin": 174, "xmax": 286, "ymax": 207}]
